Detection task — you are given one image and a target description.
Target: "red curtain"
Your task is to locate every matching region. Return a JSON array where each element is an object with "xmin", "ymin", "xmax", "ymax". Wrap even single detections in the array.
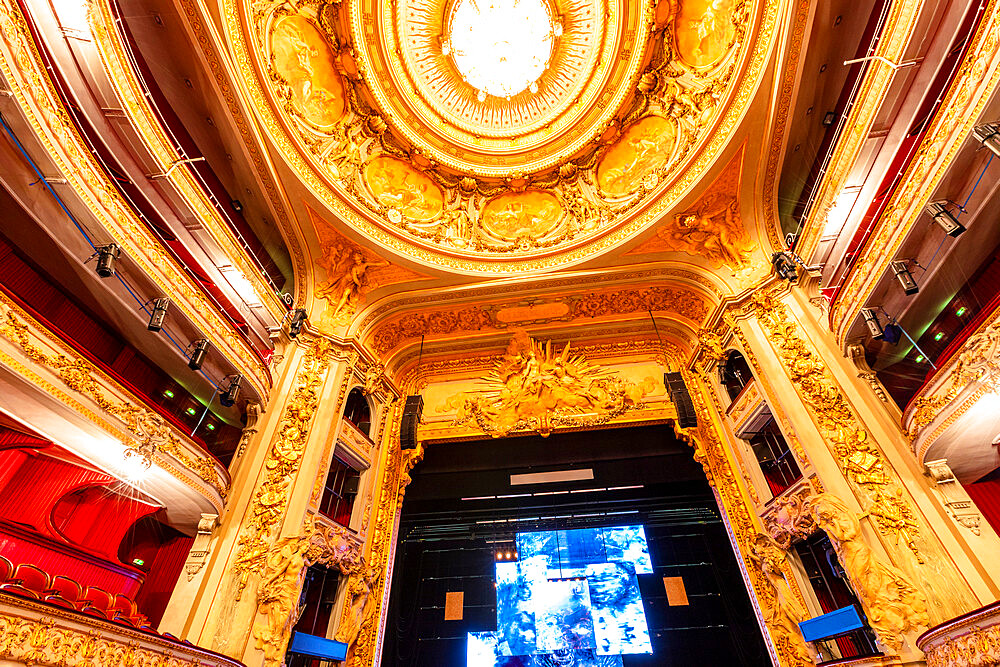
[{"xmin": 965, "ymin": 478, "xmax": 1000, "ymax": 538}]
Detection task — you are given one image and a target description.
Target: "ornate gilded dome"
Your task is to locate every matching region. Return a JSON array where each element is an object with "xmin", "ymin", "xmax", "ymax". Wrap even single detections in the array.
[{"xmin": 236, "ymin": 0, "xmax": 774, "ymax": 272}]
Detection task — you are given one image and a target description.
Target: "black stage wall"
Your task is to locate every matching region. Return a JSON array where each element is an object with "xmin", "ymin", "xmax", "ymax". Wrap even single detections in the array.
[{"xmin": 381, "ymin": 425, "xmax": 770, "ymax": 666}]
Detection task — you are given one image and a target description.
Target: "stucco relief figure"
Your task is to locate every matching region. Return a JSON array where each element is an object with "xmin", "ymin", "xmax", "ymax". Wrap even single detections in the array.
[
  {"xmin": 316, "ymin": 242, "xmax": 389, "ymax": 325},
  {"xmin": 597, "ymin": 116, "xmax": 677, "ymax": 197},
  {"xmin": 254, "ymin": 534, "xmax": 311, "ymax": 665},
  {"xmin": 674, "ymin": 0, "xmax": 735, "ymax": 68},
  {"xmin": 363, "ymin": 156, "xmax": 444, "ymax": 221},
  {"xmin": 749, "ymin": 534, "xmax": 814, "ymax": 665},
  {"xmin": 334, "ymin": 569, "xmax": 380, "ymax": 648},
  {"xmin": 808, "ymin": 494, "xmax": 929, "ymax": 651},
  {"xmin": 655, "ymin": 198, "xmax": 755, "ymax": 269},
  {"xmin": 270, "ymin": 15, "xmax": 346, "ymax": 129},
  {"xmin": 481, "ymin": 191, "xmax": 563, "ymax": 242},
  {"xmin": 454, "ymin": 330, "xmax": 654, "ymax": 437}
]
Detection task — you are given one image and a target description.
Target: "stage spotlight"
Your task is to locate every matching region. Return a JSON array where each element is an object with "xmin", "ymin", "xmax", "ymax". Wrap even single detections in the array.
[
  {"xmin": 95, "ymin": 243, "xmax": 120, "ymax": 278},
  {"xmin": 188, "ymin": 339, "xmax": 210, "ymax": 371},
  {"xmin": 147, "ymin": 298, "xmax": 170, "ymax": 331},
  {"xmin": 925, "ymin": 201, "xmax": 965, "ymax": 237},
  {"xmin": 219, "ymin": 375, "xmax": 242, "ymax": 407},
  {"xmin": 287, "ymin": 308, "xmax": 308, "ymax": 338},
  {"xmin": 891, "ymin": 260, "xmax": 918, "ymax": 295},
  {"xmin": 771, "ymin": 252, "xmax": 798, "ymax": 281},
  {"xmin": 861, "ymin": 308, "xmax": 883, "ymax": 340},
  {"xmin": 973, "ymin": 122, "xmax": 1000, "ymax": 157}
]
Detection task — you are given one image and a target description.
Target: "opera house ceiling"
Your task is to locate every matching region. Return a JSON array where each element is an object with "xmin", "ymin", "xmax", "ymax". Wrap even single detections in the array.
[{"xmin": 228, "ymin": 0, "xmax": 780, "ymax": 282}]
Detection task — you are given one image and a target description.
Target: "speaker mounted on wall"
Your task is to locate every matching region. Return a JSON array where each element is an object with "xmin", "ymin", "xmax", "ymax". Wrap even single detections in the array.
[
  {"xmin": 400, "ymin": 394, "xmax": 424, "ymax": 450},
  {"xmin": 664, "ymin": 372, "xmax": 697, "ymax": 429}
]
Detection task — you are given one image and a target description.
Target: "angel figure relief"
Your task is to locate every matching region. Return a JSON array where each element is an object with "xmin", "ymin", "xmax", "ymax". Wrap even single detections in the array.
[
  {"xmin": 453, "ymin": 330, "xmax": 657, "ymax": 437},
  {"xmin": 658, "ymin": 197, "xmax": 757, "ymax": 271},
  {"xmin": 315, "ymin": 242, "xmax": 389, "ymax": 327}
]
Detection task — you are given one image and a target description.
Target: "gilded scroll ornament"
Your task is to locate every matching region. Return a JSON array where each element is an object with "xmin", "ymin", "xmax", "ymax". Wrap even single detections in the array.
[
  {"xmin": 452, "ymin": 331, "xmax": 656, "ymax": 437},
  {"xmin": 808, "ymin": 493, "xmax": 929, "ymax": 651},
  {"xmin": 747, "ymin": 291, "xmax": 921, "ymax": 560},
  {"xmin": 233, "ymin": 338, "xmax": 336, "ymax": 596}
]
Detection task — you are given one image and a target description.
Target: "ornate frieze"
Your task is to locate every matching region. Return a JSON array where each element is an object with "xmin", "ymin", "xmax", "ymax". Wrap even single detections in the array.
[
  {"xmin": 0, "ymin": 596, "xmax": 243, "ymax": 667},
  {"xmin": 0, "ymin": 295, "xmax": 228, "ymax": 499},
  {"xmin": 919, "ymin": 600, "xmax": 1000, "ymax": 667}
]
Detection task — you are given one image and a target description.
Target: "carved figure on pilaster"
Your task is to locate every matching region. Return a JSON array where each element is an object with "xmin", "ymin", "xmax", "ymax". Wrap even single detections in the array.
[
  {"xmin": 697, "ymin": 327, "xmax": 728, "ymax": 371},
  {"xmin": 807, "ymin": 494, "xmax": 929, "ymax": 651},
  {"xmin": 334, "ymin": 568, "xmax": 381, "ymax": 648},
  {"xmin": 749, "ymin": 534, "xmax": 814, "ymax": 665},
  {"xmin": 254, "ymin": 532, "xmax": 312, "ymax": 665}
]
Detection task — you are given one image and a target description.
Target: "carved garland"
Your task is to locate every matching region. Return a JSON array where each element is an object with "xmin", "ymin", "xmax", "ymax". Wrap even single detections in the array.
[
  {"xmin": 745, "ymin": 291, "xmax": 922, "ymax": 560},
  {"xmin": 232, "ymin": 338, "xmax": 337, "ymax": 595},
  {"xmin": 0, "ymin": 607, "xmax": 241, "ymax": 666},
  {"xmin": 0, "ymin": 303, "xmax": 227, "ymax": 497}
]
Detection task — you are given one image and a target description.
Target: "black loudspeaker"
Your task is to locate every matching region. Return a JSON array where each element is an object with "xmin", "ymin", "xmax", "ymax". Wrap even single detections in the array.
[
  {"xmin": 342, "ymin": 474, "xmax": 360, "ymax": 496},
  {"xmin": 400, "ymin": 394, "xmax": 424, "ymax": 450},
  {"xmin": 664, "ymin": 372, "xmax": 698, "ymax": 429}
]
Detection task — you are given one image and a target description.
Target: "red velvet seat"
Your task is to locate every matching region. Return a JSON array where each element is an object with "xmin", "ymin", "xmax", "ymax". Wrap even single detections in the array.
[
  {"xmin": 0, "ymin": 582, "xmax": 39, "ymax": 599},
  {"xmin": 112, "ymin": 593, "xmax": 136, "ymax": 617},
  {"xmin": 78, "ymin": 586, "xmax": 113, "ymax": 618},
  {"xmin": 12, "ymin": 564, "xmax": 48, "ymax": 594},
  {"xmin": 44, "ymin": 575, "xmax": 84, "ymax": 608},
  {"xmin": 0, "ymin": 555, "xmax": 12, "ymax": 583}
]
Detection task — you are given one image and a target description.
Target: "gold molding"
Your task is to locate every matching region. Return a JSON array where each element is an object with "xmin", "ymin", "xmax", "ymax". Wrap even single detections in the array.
[
  {"xmin": 830, "ymin": 2, "xmax": 1000, "ymax": 344},
  {"xmin": 0, "ymin": 292, "xmax": 229, "ymax": 501},
  {"xmin": 0, "ymin": 594, "xmax": 243, "ymax": 666},
  {"xmin": 214, "ymin": 0, "xmax": 781, "ymax": 272},
  {"xmin": 0, "ymin": 0, "xmax": 272, "ymax": 401}
]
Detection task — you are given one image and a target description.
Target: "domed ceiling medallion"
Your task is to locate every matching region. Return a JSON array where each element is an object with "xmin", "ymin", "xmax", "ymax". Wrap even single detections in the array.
[{"xmin": 238, "ymin": 0, "xmax": 774, "ymax": 273}]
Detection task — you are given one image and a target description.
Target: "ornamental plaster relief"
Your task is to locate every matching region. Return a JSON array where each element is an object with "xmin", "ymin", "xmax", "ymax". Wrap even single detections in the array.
[
  {"xmin": 0, "ymin": 0, "xmax": 272, "ymax": 401},
  {"xmin": 217, "ymin": 0, "xmax": 780, "ymax": 272}
]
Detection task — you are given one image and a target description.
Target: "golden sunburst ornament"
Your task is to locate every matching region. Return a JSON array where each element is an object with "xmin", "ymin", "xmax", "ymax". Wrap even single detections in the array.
[{"xmin": 454, "ymin": 330, "xmax": 655, "ymax": 437}]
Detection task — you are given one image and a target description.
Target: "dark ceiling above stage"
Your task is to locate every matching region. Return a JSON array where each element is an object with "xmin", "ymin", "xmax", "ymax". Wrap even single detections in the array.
[{"xmin": 408, "ymin": 425, "xmax": 706, "ymax": 504}]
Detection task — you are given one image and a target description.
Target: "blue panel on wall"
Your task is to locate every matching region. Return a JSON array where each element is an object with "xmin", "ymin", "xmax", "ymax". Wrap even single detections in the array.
[
  {"xmin": 288, "ymin": 632, "xmax": 348, "ymax": 661},
  {"xmin": 798, "ymin": 606, "xmax": 864, "ymax": 642}
]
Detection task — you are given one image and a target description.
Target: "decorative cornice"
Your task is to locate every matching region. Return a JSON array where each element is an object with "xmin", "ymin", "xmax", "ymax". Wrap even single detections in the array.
[
  {"xmin": 830, "ymin": 2, "xmax": 1000, "ymax": 344},
  {"xmin": 0, "ymin": 291, "xmax": 229, "ymax": 503},
  {"xmin": 0, "ymin": 0, "xmax": 272, "ymax": 400}
]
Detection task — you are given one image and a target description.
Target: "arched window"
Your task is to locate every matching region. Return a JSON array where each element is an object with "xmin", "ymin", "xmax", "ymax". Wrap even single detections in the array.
[
  {"xmin": 343, "ymin": 387, "xmax": 372, "ymax": 436},
  {"xmin": 720, "ymin": 351, "xmax": 754, "ymax": 402}
]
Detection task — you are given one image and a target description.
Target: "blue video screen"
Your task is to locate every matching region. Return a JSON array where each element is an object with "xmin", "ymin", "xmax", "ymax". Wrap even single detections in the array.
[{"xmin": 469, "ymin": 525, "xmax": 652, "ymax": 666}]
